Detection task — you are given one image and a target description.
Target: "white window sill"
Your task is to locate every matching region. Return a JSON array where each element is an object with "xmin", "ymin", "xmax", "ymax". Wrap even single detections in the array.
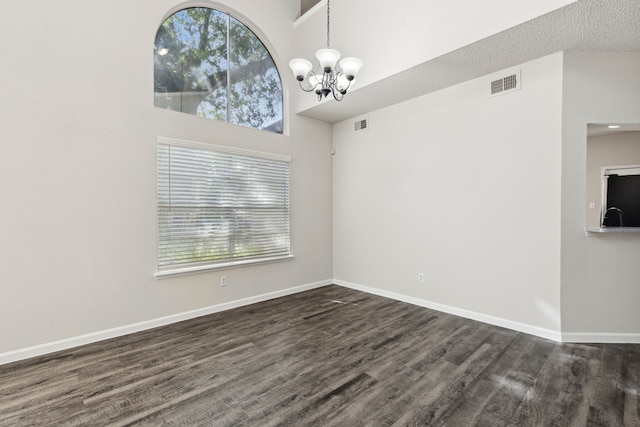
[{"xmin": 154, "ymin": 254, "xmax": 294, "ymax": 279}]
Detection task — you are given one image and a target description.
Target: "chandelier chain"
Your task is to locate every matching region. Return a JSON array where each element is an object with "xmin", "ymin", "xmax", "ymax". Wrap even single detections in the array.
[{"xmin": 326, "ymin": 0, "xmax": 331, "ymax": 48}]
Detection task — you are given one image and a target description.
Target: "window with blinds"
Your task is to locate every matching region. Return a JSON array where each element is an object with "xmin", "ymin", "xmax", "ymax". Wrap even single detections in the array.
[{"xmin": 156, "ymin": 138, "xmax": 291, "ymax": 276}]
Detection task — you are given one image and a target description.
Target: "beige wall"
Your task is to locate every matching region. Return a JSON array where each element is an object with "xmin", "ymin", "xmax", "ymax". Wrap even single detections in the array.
[
  {"xmin": 333, "ymin": 53, "xmax": 564, "ymax": 336},
  {"xmin": 586, "ymin": 131, "xmax": 640, "ymax": 227},
  {"xmin": 0, "ymin": 0, "xmax": 333, "ymax": 356},
  {"xmin": 561, "ymin": 52, "xmax": 640, "ymax": 340}
]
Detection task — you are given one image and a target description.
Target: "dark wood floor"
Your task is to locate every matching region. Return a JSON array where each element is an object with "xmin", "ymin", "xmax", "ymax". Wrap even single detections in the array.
[{"xmin": 1, "ymin": 285, "xmax": 638, "ymax": 426}]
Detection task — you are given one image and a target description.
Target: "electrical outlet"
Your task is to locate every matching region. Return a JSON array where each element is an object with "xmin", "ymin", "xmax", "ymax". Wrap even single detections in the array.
[
  {"xmin": 220, "ymin": 275, "xmax": 227, "ymax": 287},
  {"xmin": 418, "ymin": 273, "xmax": 424, "ymax": 283}
]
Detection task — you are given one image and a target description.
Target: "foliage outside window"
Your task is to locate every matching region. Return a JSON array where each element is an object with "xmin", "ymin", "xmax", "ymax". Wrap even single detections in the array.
[
  {"xmin": 156, "ymin": 139, "xmax": 291, "ymax": 276},
  {"xmin": 154, "ymin": 8, "xmax": 283, "ymax": 133}
]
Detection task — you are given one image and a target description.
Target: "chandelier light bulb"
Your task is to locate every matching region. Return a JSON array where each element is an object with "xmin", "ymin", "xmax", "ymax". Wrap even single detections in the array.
[
  {"xmin": 315, "ymin": 48, "xmax": 341, "ymax": 71},
  {"xmin": 336, "ymin": 74, "xmax": 354, "ymax": 92},
  {"xmin": 309, "ymin": 74, "xmax": 323, "ymax": 87},
  {"xmin": 289, "ymin": 58, "xmax": 313, "ymax": 81},
  {"xmin": 339, "ymin": 57, "xmax": 363, "ymax": 80}
]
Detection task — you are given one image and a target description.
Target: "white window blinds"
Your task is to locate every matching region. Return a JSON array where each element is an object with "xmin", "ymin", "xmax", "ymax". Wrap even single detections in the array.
[{"xmin": 157, "ymin": 138, "xmax": 291, "ymax": 274}]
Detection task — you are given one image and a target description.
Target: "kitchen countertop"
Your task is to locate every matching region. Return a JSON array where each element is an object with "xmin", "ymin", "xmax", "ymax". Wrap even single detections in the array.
[{"xmin": 585, "ymin": 227, "xmax": 640, "ymax": 236}]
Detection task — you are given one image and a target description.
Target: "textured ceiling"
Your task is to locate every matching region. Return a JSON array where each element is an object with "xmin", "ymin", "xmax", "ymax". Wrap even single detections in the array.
[{"xmin": 297, "ymin": 0, "xmax": 640, "ymax": 124}]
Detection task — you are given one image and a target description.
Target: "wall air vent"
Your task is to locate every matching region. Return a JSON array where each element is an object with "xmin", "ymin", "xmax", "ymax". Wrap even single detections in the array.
[
  {"xmin": 354, "ymin": 118, "xmax": 368, "ymax": 132},
  {"xmin": 490, "ymin": 70, "xmax": 521, "ymax": 97}
]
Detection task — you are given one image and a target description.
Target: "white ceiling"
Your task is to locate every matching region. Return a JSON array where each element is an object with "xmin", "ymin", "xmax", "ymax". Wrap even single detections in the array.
[{"xmin": 297, "ymin": 0, "xmax": 640, "ymax": 124}]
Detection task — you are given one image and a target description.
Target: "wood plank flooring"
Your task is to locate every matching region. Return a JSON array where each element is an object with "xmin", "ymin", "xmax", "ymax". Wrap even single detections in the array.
[{"xmin": 0, "ymin": 285, "xmax": 638, "ymax": 426}]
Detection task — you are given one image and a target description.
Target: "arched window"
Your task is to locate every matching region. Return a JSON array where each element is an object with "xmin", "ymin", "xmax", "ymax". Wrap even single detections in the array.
[{"xmin": 154, "ymin": 8, "xmax": 283, "ymax": 133}]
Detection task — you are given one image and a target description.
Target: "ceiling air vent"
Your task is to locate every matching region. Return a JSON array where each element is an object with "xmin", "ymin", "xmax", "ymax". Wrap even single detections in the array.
[
  {"xmin": 490, "ymin": 70, "xmax": 521, "ymax": 97},
  {"xmin": 354, "ymin": 118, "xmax": 368, "ymax": 132}
]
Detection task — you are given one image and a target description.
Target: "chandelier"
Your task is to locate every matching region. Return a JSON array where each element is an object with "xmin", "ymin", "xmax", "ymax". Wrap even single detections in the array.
[{"xmin": 289, "ymin": 0, "xmax": 363, "ymax": 101}]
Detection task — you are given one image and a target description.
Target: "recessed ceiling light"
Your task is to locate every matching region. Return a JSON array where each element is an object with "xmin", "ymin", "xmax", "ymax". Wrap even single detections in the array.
[{"xmin": 608, "ymin": 125, "xmax": 621, "ymax": 129}]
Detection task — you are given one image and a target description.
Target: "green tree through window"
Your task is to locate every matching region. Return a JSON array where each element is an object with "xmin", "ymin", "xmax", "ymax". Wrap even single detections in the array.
[{"xmin": 154, "ymin": 8, "xmax": 283, "ymax": 133}]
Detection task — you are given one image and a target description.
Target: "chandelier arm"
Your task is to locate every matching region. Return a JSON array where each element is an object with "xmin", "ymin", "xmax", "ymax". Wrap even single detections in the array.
[
  {"xmin": 298, "ymin": 80, "xmax": 315, "ymax": 93},
  {"xmin": 324, "ymin": 70, "xmax": 333, "ymax": 87},
  {"xmin": 296, "ymin": 70, "xmax": 323, "ymax": 92},
  {"xmin": 334, "ymin": 72, "xmax": 352, "ymax": 93},
  {"xmin": 331, "ymin": 86, "xmax": 344, "ymax": 101}
]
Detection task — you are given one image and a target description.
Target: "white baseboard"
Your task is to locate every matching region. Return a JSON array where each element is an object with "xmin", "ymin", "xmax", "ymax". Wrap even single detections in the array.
[
  {"xmin": 561, "ymin": 332, "xmax": 640, "ymax": 343},
  {"xmin": 0, "ymin": 280, "xmax": 332, "ymax": 366},
  {"xmin": 334, "ymin": 280, "xmax": 563, "ymax": 342},
  {"xmin": 5, "ymin": 279, "xmax": 638, "ymax": 366}
]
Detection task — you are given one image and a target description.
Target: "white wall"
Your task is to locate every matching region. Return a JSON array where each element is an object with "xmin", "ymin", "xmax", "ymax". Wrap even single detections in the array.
[
  {"xmin": 586, "ymin": 132, "xmax": 640, "ymax": 227},
  {"xmin": 561, "ymin": 52, "xmax": 640, "ymax": 340},
  {"xmin": 0, "ymin": 0, "xmax": 333, "ymax": 356},
  {"xmin": 292, "ymin": 0, "xmax": 575, "ymax": 112},
  {"xmin": 333, "ymin": 53, "xmax": 564, "ymax": 336}
]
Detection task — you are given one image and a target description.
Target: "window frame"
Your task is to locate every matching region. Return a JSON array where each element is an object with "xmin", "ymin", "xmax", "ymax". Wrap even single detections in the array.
[
  {"xmin": 154, "ymin": 137, "xmax": 293, "ymax": 279},
  {"xmin": 153, "ymin": 6, "xmax": 285, "ymax": 134}
]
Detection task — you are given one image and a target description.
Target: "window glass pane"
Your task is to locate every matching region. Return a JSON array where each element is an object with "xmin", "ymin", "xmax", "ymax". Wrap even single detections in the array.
[
  {"xmin": 154, "ymin": 9, "xmax": 228, "ymax": 119},
  {"xmin": 229, "ymin": 17, "xmax": 283, "ymax": 133},
  {"xmin": 157, "ymin": 141, "xmax": 291, "ymax": 270},
  {"xmin": 154, "ymin": 8, "xmax": 283, "ymax": 133}
]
